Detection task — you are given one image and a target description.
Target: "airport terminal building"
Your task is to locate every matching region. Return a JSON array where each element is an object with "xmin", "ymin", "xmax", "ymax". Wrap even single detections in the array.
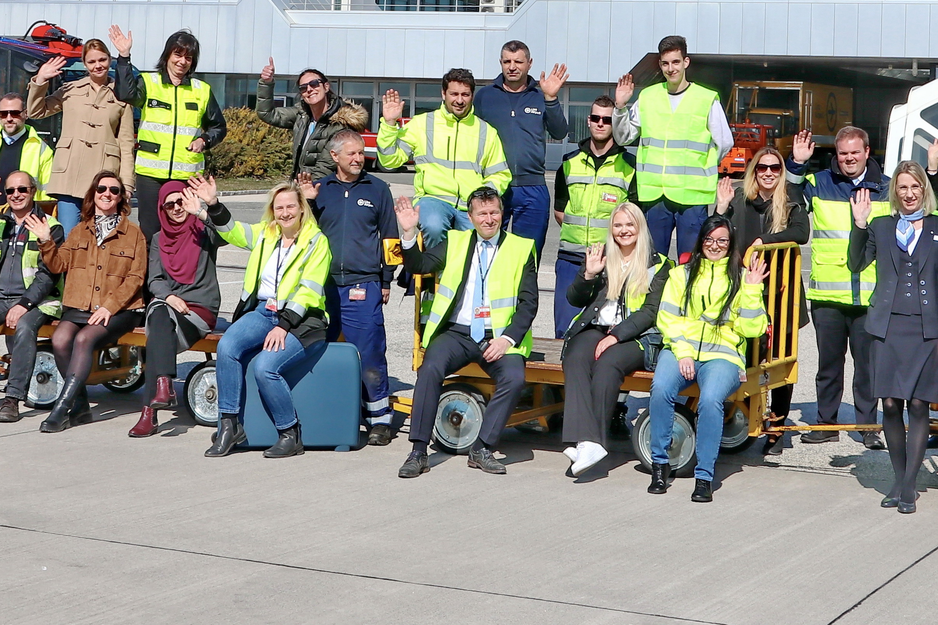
[{"xmin": 4, "ymin": 0, "xmax": 936, "ymax": 164}]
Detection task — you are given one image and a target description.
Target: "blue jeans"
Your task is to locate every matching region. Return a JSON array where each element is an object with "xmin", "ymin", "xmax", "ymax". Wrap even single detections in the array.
[
  {"xmin": 52, "ymin": 194, "xmax": 83, "ymax": 235},
  {"xmin": 643, "ymin": 198, "xmax": 708, "ymax": 260},
  {"xmin": 649, "ymin": 349, "xmax": 742, "ymax": 481},
  {"xmin": 553, "ymin": 255, "xmax": 583, "ymax": 339},
  {"xmin": 416, "ymin": 196, "xmax": 472, "ymax": 248},
  {"xmin": 216, "ymin": 304, "xmax": 309, "ymax": 430},
  {"xmin": 502, "ymin": 185, "xmax": 550, "ymax": 262}
]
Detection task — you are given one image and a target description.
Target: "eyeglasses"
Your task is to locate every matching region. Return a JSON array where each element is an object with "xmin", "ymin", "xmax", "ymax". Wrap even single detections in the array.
[
  {"xmin": 0, "ymin": 110, "xmax": 22, "ymax": 119},
  {"xmin": 589, "ymin": 114, "xmax": 613, "ymax": 125},
  {"xmin": 897, "ymin": 184, "xmax": 924, "ymax": 195},
  {"xmin": 161, "ymin": 198, "xmax": 185, "ymax": 210},
  {"xmin": 96, "ymin": 185, "xmax": 122, "ymax": 195},
  {"xmin": 298, "ymin": 78, "xmax": 324, "ymax": 92},
  {"xmin": 4, "ymin": 186, "xmax": 31, "ymax": 195},
  {"xmin": 755, "ymin": 163, "xmax": 782, "ymax": 173},
  {"xmin": 703, "ymin": 236, "xmax": 730, "ymax": 247}
]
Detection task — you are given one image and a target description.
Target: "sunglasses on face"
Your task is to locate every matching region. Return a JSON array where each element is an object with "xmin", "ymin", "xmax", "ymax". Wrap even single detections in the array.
[
  {"xmin": 468, "ymin": 187, "xmax": 500, "ymax": 203},
  {"xmin": 0, "ymin": 110, "xmax": 22, "ymax": 119},
  {"xmin": 5, "ymin": 186, "xmax": 31, "ymax": 195},
  {"xmin": 589, "ymin": 114, "xmax": 613, "ymax": 124},
  {"xmin": 755, "ymin": 163, "xmax": 782, "ymax": 173},
  {"xmin": 96, "ymin": 185, "xmax": 122, "ymax": 195},
  {"xmin": 161, "ymin": 198, "xmax": 185, "ymax": 210},
  {"xmin": 298, "ymin": 78, "xmax": 324, "ymax": 92}
]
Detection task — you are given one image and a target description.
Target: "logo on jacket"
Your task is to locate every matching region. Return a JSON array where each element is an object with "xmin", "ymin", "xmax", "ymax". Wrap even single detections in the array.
[
  {"xmin": 602, "ymin": 193, "xmax": 618, "ymax": 203},
  {"xmin": 357, "ymin": 198, "xmax": 374, "ymax": 208},
  {"xmin": 524, "ymin": 107, "xmax": 542, "ymax": 116}
]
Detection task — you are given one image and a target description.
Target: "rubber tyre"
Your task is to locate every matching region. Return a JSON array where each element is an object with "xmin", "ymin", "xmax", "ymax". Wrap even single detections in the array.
[
  {"xmin": 720, "ymin": 401, "xmax": 756, "ymax": 454},
  {"xmin": 183, "ymin": 361, "xmax": 218, "ymax": 427},
  {"xmin": 432, "ymin": 382, "xmax": 486, "ymax": 455},
  {"xmin": 25, "ymin": 345, "xmax": 63, "ymax": 409},
  {"xmin": 100, "ymin": 346, "xmax": 145, "ymax": 393},
  {"xmin": 632, "ymin": 404, "xmax": 697, "ymax": 478}
]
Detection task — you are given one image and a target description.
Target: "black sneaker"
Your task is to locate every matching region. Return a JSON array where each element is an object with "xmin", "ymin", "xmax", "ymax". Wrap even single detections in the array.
[
  {"xmin": 398, "ymin": 450, "xmax": 429, "ymax": 478},
  {"xmin": 801, "ymin": 430, "xmax": 839, "ymax": 444}
]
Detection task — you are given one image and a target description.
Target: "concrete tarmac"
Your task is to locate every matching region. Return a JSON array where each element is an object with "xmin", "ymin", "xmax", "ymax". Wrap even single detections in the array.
[{"xmin": 2, "ymin": 174, "xmax": 937, "ymax": 624}]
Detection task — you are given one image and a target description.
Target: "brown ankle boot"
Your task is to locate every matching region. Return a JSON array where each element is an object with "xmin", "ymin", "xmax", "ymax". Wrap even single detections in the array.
[
  {"xmin": 129, "ymin": 406, "xmax": 158, "ymax": 438},
  {"xmin": 149, "ymin": 376, "xmax": 177, "ymax": 410}
]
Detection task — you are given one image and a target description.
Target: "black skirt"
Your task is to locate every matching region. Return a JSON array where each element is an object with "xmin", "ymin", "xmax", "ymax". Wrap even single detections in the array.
[{"xmin": 871, "ymin": 313, "xmax": 938, "ymax": 402}]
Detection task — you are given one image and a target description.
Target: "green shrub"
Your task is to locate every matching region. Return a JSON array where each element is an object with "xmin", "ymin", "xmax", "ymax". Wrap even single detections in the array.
[{"xmin": 206, "ymin": 107, "xmax": 293, "ymax": 179}]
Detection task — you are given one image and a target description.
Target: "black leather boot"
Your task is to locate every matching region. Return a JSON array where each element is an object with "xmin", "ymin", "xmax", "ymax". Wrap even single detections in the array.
[
  {"xmin": 68, "ymin": 387, "xmax": 93, "ymax": 426},
  {"xmin": 691, "ymin": 479, "xmax": 713, "ymax": 503},
  {"xmin": 40, "ymin": 375, "xmax": 83, "ymax": 433},
  {"xmin": 647, "ymin": 462, "xmax": 671, "ymax": 494},
  {"xmin": 263, "ymin": 423, "xmax": 304, "ymax": 458},
  {"xmin": 204, "ymin": 415, "xmax": 246, "ymax": 457}
]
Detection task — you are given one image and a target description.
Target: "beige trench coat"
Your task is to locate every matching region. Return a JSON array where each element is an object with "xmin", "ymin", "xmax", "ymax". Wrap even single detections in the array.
[{"xmin": 26, "ymin": 76, "xmax": 135, "ymax": 197}]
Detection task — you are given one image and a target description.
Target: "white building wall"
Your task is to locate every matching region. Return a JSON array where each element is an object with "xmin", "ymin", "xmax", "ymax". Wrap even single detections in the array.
[{"xmin": 0, "ymin": 0, "xmax": 934, "ymax": 81}]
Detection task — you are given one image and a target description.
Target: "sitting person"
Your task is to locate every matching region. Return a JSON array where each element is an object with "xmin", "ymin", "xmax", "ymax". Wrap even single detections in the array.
[
  {"xmin": 24, "ymin": 171, "xmax": 146, "ymax": 433},
  {"xmin": 128, "ymin": 178, "xmax": 224, "ymax": 437},
  {"xmin": 394, "ymin": 187, "xmax": 537, "ymax": 478},
  {"xmin": 203, "ymin": 181, "xmax": 331, "ymax": 458},
  {"xmin": 560, "ymin": 202, "xmax": 669, "ymax": 476},
  {"xmin": 0, "ymin": 171, "xmax": 65, "ymax": 423},
  {"xmin": 647, "ymin": 215, "xmax": 768, "ymax": 503}
]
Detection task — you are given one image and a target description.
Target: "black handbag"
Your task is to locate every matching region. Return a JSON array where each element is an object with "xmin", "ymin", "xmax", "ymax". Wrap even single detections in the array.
[{"xmin": 638, "ymin": 331, "xmax": 664, "ymax": 371}]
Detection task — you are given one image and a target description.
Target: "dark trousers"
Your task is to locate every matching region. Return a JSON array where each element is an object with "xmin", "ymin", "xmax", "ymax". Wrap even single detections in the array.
[
  {"xmin": 0, "ymin": 300, "xmax": 50, "ymax": 400},
  {"xmin": 325, "ymin": 280, "xmax": 391, "ymax": 423},
  {"xmin": 771, "ymin": 384, "xmax": 794, "ymax": 419},
  {"xmin": 561, "ymin": 328, "xmax": 645, "ymax": 448},
  {"xmin": 553, "ymin": 255, "xmax": 583, "ymax": 339},
  {"xmin": 502, "ymin": 185, "xmax": 550, "ymax": 263},
  {"xmin": 811, "ymin": 301, "xmax": 876, "ymax": 425},
  {"xmin": 409, "ymin": 329, "xmax": 526, "ymax": 447},
  {"xmin": 136, "ymin": 174, "xmax": 170, "ymax": 245},
  {"xmin": 643, "ymin": 198, "xmax": 708, "ymax": 259},
  {"xmin": 144, "ymin": 305, "xmax": 203, "ymax": 405}
]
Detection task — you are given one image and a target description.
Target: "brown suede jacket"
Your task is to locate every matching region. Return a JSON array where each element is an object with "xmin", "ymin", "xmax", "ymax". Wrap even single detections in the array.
[{"xmin": 38, "ymin": 216, "xmax": 146, "ymax": 313}]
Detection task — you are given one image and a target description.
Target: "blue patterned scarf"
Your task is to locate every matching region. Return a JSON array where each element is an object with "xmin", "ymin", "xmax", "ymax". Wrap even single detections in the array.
[{"xmin": 896, "ymin": 209, "xmax": 925, "ymax": 252}]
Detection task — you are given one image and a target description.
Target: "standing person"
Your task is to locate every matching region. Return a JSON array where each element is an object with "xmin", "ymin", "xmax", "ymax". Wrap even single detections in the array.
[
  {"xmin": 553, "ymin": 95, "xmax": 635, "ymax": 338},
  {"xmin": 0, "ymin": 172, "xmax": 65, "ymax": 423},
  {"xmin": 128, "ymin": 179, "xmax": 224, "ymax": 438},
  {"xmin": 256, "ymin": 58, "xmax": 368, "ymax": 181},
  {"xmin": 301, "ymin": 130, "xmax": 398, "ymax": 446},
  {"xmin": 474, "ymin": 40, "xmax": 569, "ymax": 259},
  {"xmin": 612, "ymin": 35, "xmax": 733, "ymax": 259},
  {"xmin": 203, "ymin": 181, "xmax": 331, "ymax": 459},
  {"xmin": 849, "ymin": 162, "xmax": 938, "ymax": 514},
  {"xmin": 0, "ymin": 93, "xmax": 53, "ymax": 204},
  {"xmin": 648, "ymin": 215, "xmax": 768, "ymax": 502},
  {"xmin": 108, "ymin": 25, "xmax": 227, "ymax": 244},
  {"xmin": 26, "ymin": 39, "xmax": 135, "ymax": 234},
  {"xmin": 560, "ymin": 203, "xmax": 669, "ymax": 476},
  {"xmin": 787, "ymin": 128, "xmax": 889, "ymax": 449},
  {"xmin": 715, "ymin": 147, "xmax": 809, "ymax": 455},
  {"xmin": 24, "ymin": 171, "xmax": 146, "ymax": 433},
  {"xmin": 394, "ymin": 188, "xmax": 537, "ymax": 478},
  {"xmin": 378, "ymin": 68, "xmax": 511, "ymax": 248}
]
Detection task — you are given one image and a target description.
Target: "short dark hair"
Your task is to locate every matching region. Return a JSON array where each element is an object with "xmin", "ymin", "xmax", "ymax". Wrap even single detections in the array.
[
  {"xmin": 156, "ymin": 30, "xmax": 200, "ymax": 77},
  {"xmin": 0, "ymin": 92, "xmax": 24, "ymax": 109},
  {"xmin": 442, "ymin": 68, "xmax": 475, "ymax": 94},
  {"xmin": 81, "ymin": 171, "xmax": 130, "ymax": 222},
  {"xmin": 467, "ymin": 186, "xmax": 502, "ymax": 212},
  {"xmin": 658, "ymin": 35, "xmax": 688, "ymax": 59},
  {"xmin": 592, "ymin": 95, "xmax": 615, "ymax": 109},
  {"xmin": 501, "ymin": 40, "xmax": 530, "ymax": 59},
  {"xmin": 297, "ymin": 68, "xmax": 329, "ymax": 90},
  {"xmin": 835, "ymin": 126, "xmax": 870, "ymax": 150}
]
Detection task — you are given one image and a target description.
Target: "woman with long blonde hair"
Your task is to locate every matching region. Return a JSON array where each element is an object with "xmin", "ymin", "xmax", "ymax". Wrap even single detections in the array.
[
  {"xmin": 715, "ymin": 147, "xmax": 809, "ymax": 455},
  {"xmin": 560, "ymin": 202, "xmax": 670, "ymax": 476}
]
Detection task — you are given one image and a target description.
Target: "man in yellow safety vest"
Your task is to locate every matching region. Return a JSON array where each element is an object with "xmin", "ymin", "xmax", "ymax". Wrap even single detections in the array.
[{"xmin": 0, "ymin": 94, "xmax": 52, "ymax": 204}]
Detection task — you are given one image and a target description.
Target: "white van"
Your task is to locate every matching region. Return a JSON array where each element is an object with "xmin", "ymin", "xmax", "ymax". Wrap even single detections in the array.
[{"xmin": 884, "ymin": 79, "xmax": 938, "ymax": 175}]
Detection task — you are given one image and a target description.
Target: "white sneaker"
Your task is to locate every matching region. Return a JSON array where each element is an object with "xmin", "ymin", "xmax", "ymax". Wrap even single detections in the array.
[
  {"xmin": 571, "ymin": 441, "xmax": 608, "ymax": 476},
  {"xmin": 562, "ymin": 446, "xmax": 578, "ymax": 463}
]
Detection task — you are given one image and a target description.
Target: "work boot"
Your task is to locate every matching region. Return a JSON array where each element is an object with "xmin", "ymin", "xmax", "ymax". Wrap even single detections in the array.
[
  {"xmin": 68, "ymin": 387, "xmax": 93, "ymax": 426},
  {"xmin": 129, "ymin": 406, "xmax": 158, "ymax": 438},
  {"xmin": 367, "ymin": 423, "xmax": 393, "ymax": 446},
  {"xmin": 150, "ymin": 376, "xmax": 177, "ymax": 410},
  {"xmin": 691, "ymin": 479, "xmax": 713, "ymax": 503},
  {"xmin": 40, "ymin": 375, "xmax": 83, "ymax": 433},
  {"xmin": 647, "ymin": 462, "xmax": 671, "ymax": 494},
  {"xmin": 204, "ymin": 415, "xmax": 246, "ymax": 457},
  {"xmin": 0, "ymin": 396, "xmax": 21, "ymax": 423},
  {"xmin": 263, "ymin": 424, "xmax": 304, "ymax": 458}
]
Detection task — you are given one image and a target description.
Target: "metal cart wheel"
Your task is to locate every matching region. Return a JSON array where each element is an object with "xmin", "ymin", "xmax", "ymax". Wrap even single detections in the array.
[
  {"xmin": 632, "ymin": 404, "xmax": 697, "ymax": 478},
  {"xmin": 25, "ymin": 345, "xmax": 63, "ymax": 409},
  {"xmin": 432, "ymin": 382, "xmax": 486, "ymax": 455},
  {"xmin": 100, "ymin": 346, "xmax": 145, "ymax": 393},
  {"xmin": 720, "ymin": 402, "xmax": 756, "ymax": 454},
  {"xmin": 183, "ymin": 361, "xmax": 218, "ymax": 427}
]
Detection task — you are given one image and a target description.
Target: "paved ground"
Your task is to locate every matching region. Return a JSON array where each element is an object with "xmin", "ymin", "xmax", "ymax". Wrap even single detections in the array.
[{"xmin": 2, "ymin": 173, "xmax": 938, "ymax": 624}]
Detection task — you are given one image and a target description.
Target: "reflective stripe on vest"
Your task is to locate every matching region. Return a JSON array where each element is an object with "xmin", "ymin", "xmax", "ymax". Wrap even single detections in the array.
[
  {"xmin": 560, "ymin": 150, "xmax": 634, "ymax": 251},
  {"xmin": 18, "ymin": 214, "xmax": 63, "ymax": 317}
]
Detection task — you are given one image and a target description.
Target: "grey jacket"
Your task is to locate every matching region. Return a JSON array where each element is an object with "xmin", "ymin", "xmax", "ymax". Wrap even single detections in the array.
[{"xmin": 148, "ymin": 223, "xmax": 225, "ymax": 321}]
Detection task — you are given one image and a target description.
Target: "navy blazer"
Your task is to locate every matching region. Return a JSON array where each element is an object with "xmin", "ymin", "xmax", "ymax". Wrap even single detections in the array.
[{"xmin": 848, "ymin": 213, "xmax": 938, "ymax": 339}]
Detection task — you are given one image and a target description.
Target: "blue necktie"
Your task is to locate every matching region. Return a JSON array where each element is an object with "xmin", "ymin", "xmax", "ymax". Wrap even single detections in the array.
[{"xmin": 470, "ymin": 240, "xmax": 491, "ymax": 342}]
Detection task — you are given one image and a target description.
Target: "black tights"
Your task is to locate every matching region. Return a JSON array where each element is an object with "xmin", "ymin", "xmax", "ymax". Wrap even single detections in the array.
[
  {"xmin": 52, "ymin": 313, "xmax": 142, "ymax": 384},
  {"xmin": 881, "ymin": 398, "xmax": 930, "ymax": 503}
]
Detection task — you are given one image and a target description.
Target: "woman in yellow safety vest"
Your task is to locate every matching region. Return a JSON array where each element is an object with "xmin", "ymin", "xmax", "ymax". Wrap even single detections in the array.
[
  {"xmin": 108, "ymin": 25, "xmax": 227, "ymax": 244},
  {"xmin": 647, "ymin": 214, "xmax": 769, "ymax": 503},
  {"xmin": 201, "ymin": 180, "xmax": 331, "ymax": 459},
  {"xmin": 560, "ymin": 202, "xmax": 669, "ymax": 476}
]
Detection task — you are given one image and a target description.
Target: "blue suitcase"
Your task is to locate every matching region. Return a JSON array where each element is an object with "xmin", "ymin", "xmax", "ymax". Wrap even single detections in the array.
[{"xmin": 235, "ymin": 341, "xmax": 362, "ymax": 451}]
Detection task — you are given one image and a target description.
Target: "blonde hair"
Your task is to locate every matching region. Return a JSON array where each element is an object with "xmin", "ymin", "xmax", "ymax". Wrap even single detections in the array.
[
  {"xmin": 889, "ymin": 160, "xmax": 937, "ymax": 216},
  {"xmin": 261, "ymin": 182, "xmax": 315, "ymax": 235},
  {"xmin": 604, "ymin": 202, "xmax": 654, "ymax": 301},
  {"xmin": 82, "ymin": 38, "xmax": 111, "ymax": 62},
  {"xmin": 743, "ymin": 146, "xmax": 791, "ymax": 234}
]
